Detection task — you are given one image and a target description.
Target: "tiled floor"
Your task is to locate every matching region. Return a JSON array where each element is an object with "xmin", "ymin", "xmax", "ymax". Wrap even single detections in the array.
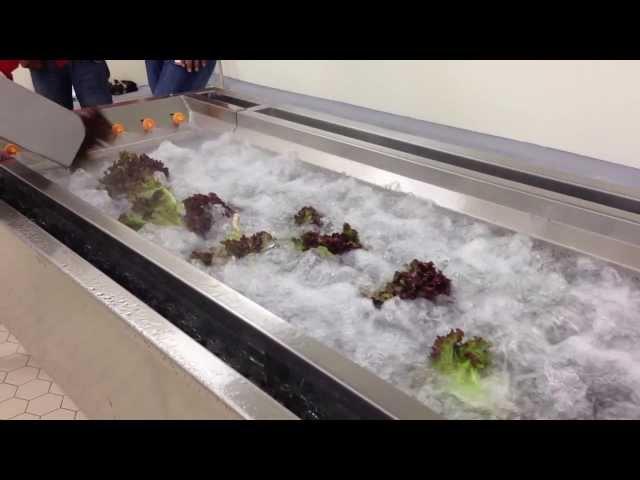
[{"xmin": 0, "ymin": 323, "xmax": 87, "ymax": 420}]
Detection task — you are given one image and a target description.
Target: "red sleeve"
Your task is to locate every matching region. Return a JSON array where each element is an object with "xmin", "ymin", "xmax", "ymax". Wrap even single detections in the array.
[{"xmin": 0, "ymin": 60, "xmax": 19, "ymax": 80}]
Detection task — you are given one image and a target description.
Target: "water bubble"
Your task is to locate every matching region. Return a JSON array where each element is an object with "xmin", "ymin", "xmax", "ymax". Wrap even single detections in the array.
[{"xmin": 44, "ymin": 130, "xmax": 640, "ymax": 419}]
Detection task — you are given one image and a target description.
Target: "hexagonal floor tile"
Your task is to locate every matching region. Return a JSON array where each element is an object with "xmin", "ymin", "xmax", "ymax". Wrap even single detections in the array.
[
  {"xmin": 16, "ymin": 379, "xmax": 52, "ymax": 400},
  {"xmin": 26, "ymin": 356, "xmax": 41, "ymax": 368},
  {"xmin": 0, "ymin": 383, "xmax": 17, "ymax": 402},
  {"xmin": 0, "ymin": 343, "xmax": 18, "ymax": 358},
  {"xmin": 49, "ymin": 382, "xmax": 64, "ymax": 395},
  {"xmin": 12, "ymin": 413, "xmax": 40, "ymax": 420},
  {"xmin": 27, "ymin": 393, "xmax": 62, "ymax": 416},
  {"xmin": 0, "ymin": 353, "xmax": 28, "ymax": 372},
  {"xmin": 0, "ymin": 398, "xmax": 28, "ymax": 419},
  {"xmin": 0, "ymin": 325, "xmax": 84, "ymax": 421},
  {"xmin": 61, "ymin": 395, "xmax": 78, "ymax": 411},
  {"xmin": 42, "ymin": 408, "xmax": 76, "ymax": 420},
  {"xmin": 5, "ymin": 366, "xmax": 39, "ymax": 386}
]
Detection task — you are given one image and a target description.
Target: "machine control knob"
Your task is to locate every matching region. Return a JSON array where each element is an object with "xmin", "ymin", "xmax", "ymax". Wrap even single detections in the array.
[
  {"xmin": 171, "ymin": 112, "xmax": 186, "ymax": 126},
  {"xmin": 3, "ymin": 144, "xmax": 20, "ymax": 156},
  {"xmin": 141, "ymin": 118, "xmax": 156, "ymax": 132},
  {"xmin": 112, "ymin": 123, "xmax": 126, "ymax": 135}
]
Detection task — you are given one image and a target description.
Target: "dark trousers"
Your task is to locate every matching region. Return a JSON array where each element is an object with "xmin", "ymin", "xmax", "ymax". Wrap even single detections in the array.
[
  {"xmin": 145, "ymin": 60, "xmax": 216, "ymax": 97},
  {"xmin": 30, "ymin": 60, "xmax": 113, "ymax": 110}
]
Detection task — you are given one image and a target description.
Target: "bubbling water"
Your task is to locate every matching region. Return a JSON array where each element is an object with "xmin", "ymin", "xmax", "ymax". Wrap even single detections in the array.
[{"xmin": 45, "ymin": 132, "xmax": 640, "ymax": 419}]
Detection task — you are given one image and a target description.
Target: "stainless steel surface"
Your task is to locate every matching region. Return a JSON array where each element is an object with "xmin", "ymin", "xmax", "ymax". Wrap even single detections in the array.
[
  {"xmin": 268, "ymin": 104, "xmax": 640, "ymax": 202},
  {"xmin": 4, "ymin": 88, "xmax": 640, "ymax": 419},
  {"xmin": 0, "ymin": 200, "xmax": 296, "ymax": 419},
  {"xmin": 10, "ymin": 94, "xmax": 241, "ymax": 177},
  {"xmin": 0, "ymin": 76, "xmax": 85, "ymax": 168},
  {"xmin": 100, "ymin": 94, "xmax": 238, "ymax": 135},
  {"xmin": 65, "ymin": 95, "xmax": 239, "ymax": 175},
  {"xmin": 188, "ymin": 87, "xmax": 262, "ymax": 110},
  {"xmin": 0, "ymin": 156, "xmax": 440, "ymax": 419},
  {"xmin": 235, "ymin": 106, "xmax": 640, "ymax": 273},
  {"xmin": 5, "ymin": 92, "xmax": 442, "ymax": 419}
]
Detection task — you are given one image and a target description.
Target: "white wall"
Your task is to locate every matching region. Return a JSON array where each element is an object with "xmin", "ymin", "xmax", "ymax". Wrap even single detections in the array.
[
  {"xmin": 221, "ymin": 60, "xmax": 640, "ymax": 170},
  {"xmin": 105, "ymin": 60, "xmax": 149, "ymax": 85},
  {"xmin": 12, "ymin": 67, "xmax": 33, "ymax": 90}
]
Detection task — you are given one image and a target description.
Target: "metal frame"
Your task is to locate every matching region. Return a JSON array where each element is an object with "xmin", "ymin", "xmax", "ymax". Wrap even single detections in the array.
[
  {"xmin": 3, "ymin": 88, "xmax": 640, "ymax": 419},
  {"xmin": 0, "ymin": 200, "xmax": 296, "ymax": 420},
  {"xmin": 187, "ymin": 87, "xmax": 263, "ymax": 110},
  {"xmin": 260, "ymin": 104, "xmax": 640, "ymax": 202},
  {"xmin": 234, "ymin": 106, "xmax": 640, "ymax": 274},
  {"xmin": 0, "ymin": 157, "xmax": 439, "ymax": 419}
]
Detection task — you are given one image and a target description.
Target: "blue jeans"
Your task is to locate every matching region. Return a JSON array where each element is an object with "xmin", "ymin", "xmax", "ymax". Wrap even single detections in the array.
[
  {"xmin": 30, "ymin": 60, "xmax": 113, "ymax": 110},
  {"xmin": 145, "ymin": 60, "xmax": 216, "ymax": 97}
]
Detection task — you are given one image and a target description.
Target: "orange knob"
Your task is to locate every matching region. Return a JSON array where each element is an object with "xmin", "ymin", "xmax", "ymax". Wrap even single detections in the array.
[
  {"xmin": 141, "ymin": 118, "xmax": 156, "ymax": 132},
  {"xmin": 171, "ymin": 112, "xmax": 186, "ymax": 126},
  {"xmin": 3, "ymin": 144, "xmax": 19, "ymax": 156},
  {"xmin": 112, "ymin": 123, "xmax": 125, "ymax": 135}
]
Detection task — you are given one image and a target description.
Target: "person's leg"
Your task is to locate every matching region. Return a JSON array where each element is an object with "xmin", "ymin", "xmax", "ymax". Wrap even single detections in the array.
[
  {"xmin": 29, "ymin": 61, "xmax": 74, "ymax": 109},
  {"xmin": 145, "ymin": 60, "xmax": 164, "ymax": 96},
  {"xmin": 71, "ymin": 60, "xmax": 113, "ymax": 108},
  {"xmin": 151, "ymin": 60, "xmax": 216, "ymax": 97}
]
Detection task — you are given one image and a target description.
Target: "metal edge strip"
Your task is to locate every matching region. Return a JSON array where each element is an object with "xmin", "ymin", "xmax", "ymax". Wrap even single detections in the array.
[
  {"xmin": 251, "ymin": 105, "xmax": 640, "ymax": 213},
  {"xmin": 233, "ymin": 110, "xmax": 640, "ymax": 273},
  {"xmin": 0, "ymin": 159, "xmax": 440, "ymax": 420},
  {"xmin": 0, "ymin": 199, "xmax": 297, "ymax": 420},
  {"xmin": 187, "ymin": 87, "xmax": 264, "ymax": 110}
]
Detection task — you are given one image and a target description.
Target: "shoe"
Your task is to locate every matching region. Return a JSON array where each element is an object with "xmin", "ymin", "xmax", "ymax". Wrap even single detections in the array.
[
  {"xmin": 121, "ymin": 80, "xmax": 138, "ymax": 93},
  {"xmin": 110, "ymin": 79, "xmax": 139, "ymax": 95},
  {"xmin": 110, "ymin": 80, "xmax": 125, "ymax": 96}
]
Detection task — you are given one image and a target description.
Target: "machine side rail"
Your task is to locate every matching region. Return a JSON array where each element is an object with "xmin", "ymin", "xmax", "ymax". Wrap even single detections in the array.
[
  {"xmin": 0, "ymin": 161, "xmax": 439, "ymax": 420},
  {"xmin": 255, "ymin": 107, "xmax": 640, "ymax": 216}
]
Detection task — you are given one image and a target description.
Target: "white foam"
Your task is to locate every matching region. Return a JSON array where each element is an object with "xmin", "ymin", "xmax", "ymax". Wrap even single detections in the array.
[{"xmin": 48, "ymin": 132, "xmax": 640, "ymax": 419}]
